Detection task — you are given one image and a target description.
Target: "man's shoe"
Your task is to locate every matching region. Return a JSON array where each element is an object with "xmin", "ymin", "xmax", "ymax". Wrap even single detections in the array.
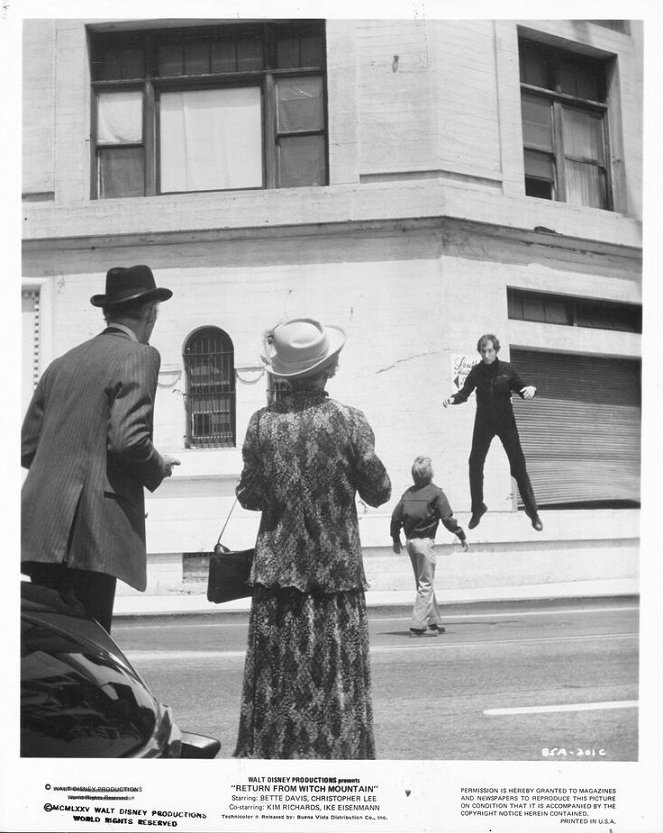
[
  {"xmin": 531, "ymin": 515, "xmax": 543, "ymax": 532},
  {"xmin": 468, "ymin": 504, "xmax": 487, "ymax": 530},
  {"xmin": 429, "ymin": 624, "xmax": 446, "ymax": 634},
  {"xmin": 409, "ymin": 628, "xmax": 427, "ymax": 638}
]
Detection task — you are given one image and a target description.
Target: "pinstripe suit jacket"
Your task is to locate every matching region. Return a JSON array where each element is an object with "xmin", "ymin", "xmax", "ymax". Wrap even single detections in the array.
[{"xmin": 21, "ymin": 328, "xmax": 170, "ymax": 591}]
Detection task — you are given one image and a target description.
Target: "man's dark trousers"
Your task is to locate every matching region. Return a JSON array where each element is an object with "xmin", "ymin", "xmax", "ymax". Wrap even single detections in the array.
[{"xmin": 468, "ymin": 416, "xmax": 538, "ymax": 518}]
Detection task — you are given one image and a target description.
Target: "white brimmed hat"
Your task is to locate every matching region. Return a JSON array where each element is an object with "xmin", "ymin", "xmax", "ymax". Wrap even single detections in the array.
[{"xmin": 262, "ymin": 318, "xmax": 346, "ymax": 379}]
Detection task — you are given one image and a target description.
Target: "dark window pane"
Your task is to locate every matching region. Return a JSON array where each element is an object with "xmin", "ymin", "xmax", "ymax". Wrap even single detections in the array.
[
  {"xmin": 95, "ymin": 48, "xmax": 121, "ymax": 81},
  {"xmin": 278, "ymin": 134, "xmax": 326, "ymax": 187},
  {"xmin": 211, "ymin": 40, "xmax": 236, "ymax": 72},
  {"xmin": 576, "ymin": 302, "xmax": 641, "ymax": 332},
  {"xmin": 523, "ymin": 298, "xmax": 546, "ymax": 322},
  {"xmin": 525, "ymin": 178, "xmax": 553, "ymax": 199},
  {"xmin": 519, "ymin": 46, "xmax": 549, "ymax": 89},
  {"xmin": 277, "ymin": 77, "xmax": 323, "ymax": 132},
  {"xmin": 524, "ymin": 149, "xmax": 554, "ymax": 180},
  {"xmin": 558, "ymin": 59, "xmax": 601, "ymax": 101},
  {"xmin": 544, "ymin": 300, "xmax": 571, "ymax": 324},
  {"xmin": 184, "ymin": 40, "xmax": 210, "ymax": 75},
  {"xmin": 300, "ymin": 34, "xmax": 323, "ymax": 67},
  {"xmin": 121, "ymin": 47, "xmax": 144, "ymax": 79},
  {"xmin": 158, "ymin": 43, "xmax": 183, "ymax": 76},
  {"xmin": 521, "ymin": 95, "xmax": 553, "ymax": 151},
  {"xmin": 236, "ymin": 36, "xmax": 263, "ymax": 70},
  {"xmin": 507, "ymin": 293, "xmax": 524, "ymax": 320},
  {"xmin": 276, "ymin": 36, "xmax": 299, "ymax": 68},
  {"xmin": 98, "ymin": 147, "xmax": 144, "ymax": 198}
]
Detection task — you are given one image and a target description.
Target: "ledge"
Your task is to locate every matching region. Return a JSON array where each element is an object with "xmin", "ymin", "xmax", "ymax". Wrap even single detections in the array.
[{"xmin": 22, "ymin": 179, "xmax": 642, "ymax": 255}]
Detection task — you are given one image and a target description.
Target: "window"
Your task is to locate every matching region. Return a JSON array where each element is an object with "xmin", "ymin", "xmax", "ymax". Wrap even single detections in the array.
[
  {"xmin": 519, "ymin": 39, "xmax": 612, "ymax": 209},
  {"xmin": 89, "ymin": 22, "xmax": 327, "ymax": 198},
  {"xmin": 266, "ymin": 373, "xmax": 291, "ymax": 406},
  {"xmin": 507, "ymin": 289, "xmax": 641, "ymax": 333},
  {"xmin": 183, "ymin": 328, "xmax": 235, "ymax": 447}
]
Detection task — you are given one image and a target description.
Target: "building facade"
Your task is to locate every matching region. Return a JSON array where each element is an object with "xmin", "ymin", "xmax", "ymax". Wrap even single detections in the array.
[{"xmin": 22, "ymin": 19, "xmax": 642, "ymax": 595}]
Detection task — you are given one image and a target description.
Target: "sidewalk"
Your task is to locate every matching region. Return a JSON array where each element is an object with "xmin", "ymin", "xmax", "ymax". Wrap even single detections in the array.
[{"xmin": 113, "ymin": 578, "xmax": 638, "ymax": 618}]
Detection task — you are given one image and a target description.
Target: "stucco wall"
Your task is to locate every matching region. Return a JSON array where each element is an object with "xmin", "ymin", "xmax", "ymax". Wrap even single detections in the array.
[{"xmin": 21, "ymin": 18, "xmax": 643, "ymax": 569}]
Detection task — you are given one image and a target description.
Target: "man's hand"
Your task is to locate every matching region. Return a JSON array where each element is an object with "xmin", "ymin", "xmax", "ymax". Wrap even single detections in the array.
[
  {"xmin": 460, "ymin": 539, "xmax": 469, "ymax": 552},
  {"xmin": 392, "ymin": 541, "xmax": 402, "ymax": 555},
  {"xmin": 163, "ymin": 455, "xmax": 181, "ymax": 477},
  {"xmin": 442, "ymin": 397, "xmax": 454, "ymax": 408},
  {"xmin": 520, "ymin": 385, "xmax": 536, "ymax": 400}
]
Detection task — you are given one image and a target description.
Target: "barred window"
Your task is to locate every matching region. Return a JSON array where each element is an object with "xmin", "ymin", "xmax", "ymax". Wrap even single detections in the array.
[
  {"xmin": 183, "ymin": 327, "xmax": 235, "ymax": 447},
  {"xmin": 267, "ymin": 373, "xmax": 291, "ymax": 406}
]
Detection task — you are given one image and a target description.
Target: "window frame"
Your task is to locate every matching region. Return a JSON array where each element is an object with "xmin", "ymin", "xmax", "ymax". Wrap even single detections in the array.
[
  {"xmin": 183, "ymin": 326, "xmax": 236, "ymax": 449},
  {"xmin": 519, "ymin": 38, "xmax": 613, "ymax": 210},
  {"xmin": 89, "ymin": 22, "xmax": 328, "ymax": 198}
]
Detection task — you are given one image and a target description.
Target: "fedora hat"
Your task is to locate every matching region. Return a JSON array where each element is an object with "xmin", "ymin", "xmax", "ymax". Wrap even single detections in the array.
[
  {"xmin": 262, "ymin": 318, "xmax": 346, "ymax": 379},
  {"xmin": 90, "ymin": 265, "xmax": 173, "ymax": 308}
]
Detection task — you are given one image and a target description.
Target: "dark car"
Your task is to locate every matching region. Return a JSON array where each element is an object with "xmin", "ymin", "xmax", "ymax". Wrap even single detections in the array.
[{"xmin": 21, "ymin": 581, "xmax": 220, "ymax": 758}]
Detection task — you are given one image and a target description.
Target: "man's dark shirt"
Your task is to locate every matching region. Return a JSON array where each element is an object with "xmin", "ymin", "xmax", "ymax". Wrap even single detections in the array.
[{"xmin": 450, "ymin": 358, "xmax": 528, "ymax": 424}]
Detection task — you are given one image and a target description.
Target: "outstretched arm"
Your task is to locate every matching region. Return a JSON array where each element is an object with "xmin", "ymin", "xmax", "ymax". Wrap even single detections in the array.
[{"xmin": 443, "ymin": 366, "xmax": 477, "ymax": 408}]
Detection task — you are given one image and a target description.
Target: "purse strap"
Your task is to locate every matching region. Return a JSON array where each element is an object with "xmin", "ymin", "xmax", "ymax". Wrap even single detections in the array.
[{"xmin": 216, "ymin": 496, "xmax": 238, "ymax": 548}]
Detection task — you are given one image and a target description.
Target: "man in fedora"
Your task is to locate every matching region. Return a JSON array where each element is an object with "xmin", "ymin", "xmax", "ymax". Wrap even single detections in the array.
[{"xmin": 21, "ymin": 265, "xmax": 180, "ymax": 632}]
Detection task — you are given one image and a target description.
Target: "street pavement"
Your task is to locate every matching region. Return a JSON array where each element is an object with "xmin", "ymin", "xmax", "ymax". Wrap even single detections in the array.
[{"xmin": 113, "ymin": 595, "xmax": 639, "ymax": 761}]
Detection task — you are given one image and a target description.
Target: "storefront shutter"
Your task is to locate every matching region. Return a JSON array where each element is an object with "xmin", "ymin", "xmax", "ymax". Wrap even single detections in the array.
[{"xmin": 510, "ymin": 349, "xmax": 641, "ymax": 506}]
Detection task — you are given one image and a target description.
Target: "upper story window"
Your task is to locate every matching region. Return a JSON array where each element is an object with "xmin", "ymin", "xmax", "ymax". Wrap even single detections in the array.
[
  {"xmin": 183, "ymin": 327, "xmax": 236, "ymax": 448},
  {"xmin": 89, "ymin": 22, "xmax": 327, "ymax": 199},
  {"xmin": 519, "ymin": 39, "xmax": 612, "ymax": 210}
]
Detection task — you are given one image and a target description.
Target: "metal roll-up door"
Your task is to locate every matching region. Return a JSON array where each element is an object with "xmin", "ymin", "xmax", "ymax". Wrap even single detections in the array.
[{"xmin": 510, "ymin": 349, "xmax": 641, "ymax": 506}]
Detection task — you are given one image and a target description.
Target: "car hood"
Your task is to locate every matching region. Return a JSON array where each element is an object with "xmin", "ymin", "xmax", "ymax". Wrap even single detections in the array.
[{"xmin": 21, "ymin": 582, "xmax": 162, "ymax": 757}]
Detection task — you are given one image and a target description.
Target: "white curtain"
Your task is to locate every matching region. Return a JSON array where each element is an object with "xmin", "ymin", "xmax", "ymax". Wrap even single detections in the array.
[
  {"xmin": 160, "ymin": 87, "xmax": 263, "ymax": 192},
  {"xmin": 97, "ymin": 91, "xmax": 143, "ymax": 144},
  {"xmin": 563, "ymin": 108, "xmax": 605, "ymax": 208}
]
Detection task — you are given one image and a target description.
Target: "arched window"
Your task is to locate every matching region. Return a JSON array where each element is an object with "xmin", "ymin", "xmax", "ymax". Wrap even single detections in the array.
[{"xmin": 183, "ymin": 327, "xmax": 235, "ymax": 447}]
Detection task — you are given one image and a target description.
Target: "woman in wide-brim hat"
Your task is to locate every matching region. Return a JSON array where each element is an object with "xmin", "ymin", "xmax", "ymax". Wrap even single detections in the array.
[{"xmin": 233, "ymin": 318, "xmax": 392, "ymax": 760}]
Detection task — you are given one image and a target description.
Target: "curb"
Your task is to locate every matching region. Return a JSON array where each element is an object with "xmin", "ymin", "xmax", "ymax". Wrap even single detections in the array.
[{"xmin": 113, "ymin": 579, "xmax": 639, "ymax": 619}]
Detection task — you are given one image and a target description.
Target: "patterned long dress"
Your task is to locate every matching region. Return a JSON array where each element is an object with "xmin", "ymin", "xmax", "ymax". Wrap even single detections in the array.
[{"xmin": 233, "ymin": 388, "xmax": 391, "ymax": 759}]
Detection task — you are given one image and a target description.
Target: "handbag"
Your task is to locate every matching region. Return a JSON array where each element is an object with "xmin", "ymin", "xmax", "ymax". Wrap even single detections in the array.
[{"xmin": 206, "ymin": 497, "xmax": 254, "ymax": 604}]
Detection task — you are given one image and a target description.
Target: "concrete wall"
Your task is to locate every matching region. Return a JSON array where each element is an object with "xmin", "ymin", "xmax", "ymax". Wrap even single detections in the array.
[{"xmin": 22, "ymin": 19, "xmax": 56, "ymax": 198}]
